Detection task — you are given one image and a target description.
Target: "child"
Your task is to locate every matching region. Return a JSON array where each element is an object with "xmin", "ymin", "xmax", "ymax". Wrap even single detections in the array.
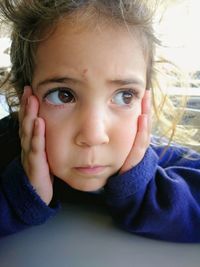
[{"xmin": 0, "ymin": 0, "xmax": 200, "ymax": 242}]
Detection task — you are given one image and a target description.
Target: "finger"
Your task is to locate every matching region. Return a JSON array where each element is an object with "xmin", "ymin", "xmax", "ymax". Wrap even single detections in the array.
[
  {"xmin": 130, "ymin": 115, "xmax": 149, "ymax": 163},
  {"xmin": 22, "ymin": 117, "xmax": 45, "ymax": 163},
  {"xmin": 28, "ymin": 118, "xmax": 50, "ymax": 185},
  {"xmin": 142, "ymin": 90, "xmax": 151, "ymax": 114},
  {"xmin": 142, "ymin": 90, "xmax": 152, "ymax": 136},
  {"xmin": 26, "ymin": 118, "xmax": 53, "ymax": 204},
  {"xmin": 20, "ymin": 95, "xmax": 40, "ymax": 152},
  {"xmin": 120, "ymin": 91, "xmax": 152, "ymax": 174},
  {"xmin": 135, "ymin": 114, "xmax": 149, "ymax": 149},
  {"xmin": 31, "ymin": 118, "xmax": 46, "ymax": 155},
  {"xmin": 18, "ymin": 86, "xmax": 32, "ymax": 124},
  {"xmin": 138, "ymin": 113, "xmax": 151, "ymax": 150},
  {"xmin": 120, "ymin": 114, "xmax": 149, "ymax": 174},
  {"xmin": 18, "ymin": 86, "xmax": 32, "ymax": 137},
  {"xmin": 25, "ymin": 118, "xmax": 45, "ymax": 176}
]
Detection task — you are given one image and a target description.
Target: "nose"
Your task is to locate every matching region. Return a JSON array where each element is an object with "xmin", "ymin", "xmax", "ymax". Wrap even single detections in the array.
[{"xmin": 75, "ymin": 107, "xmax": 109, "ymax": 147}]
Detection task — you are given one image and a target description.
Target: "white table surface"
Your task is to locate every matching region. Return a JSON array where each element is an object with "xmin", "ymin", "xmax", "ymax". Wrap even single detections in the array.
[{"xmin": 0, "ymin": 202, "xmax": 200, "ymax": 267}]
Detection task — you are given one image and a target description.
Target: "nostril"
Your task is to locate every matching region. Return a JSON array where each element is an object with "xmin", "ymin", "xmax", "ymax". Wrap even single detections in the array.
[
  {"xmin": 75, "ymin": 124, "xmax": 109, "ymax": 147},
  {"xmin": 74, "ymin": 108, "xmax": 109, "ymax": 146}
]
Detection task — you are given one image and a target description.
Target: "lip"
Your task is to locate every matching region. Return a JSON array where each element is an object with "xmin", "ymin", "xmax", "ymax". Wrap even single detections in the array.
[{"xmin": 74, "ymin": 165, "xmax": 108, "ymax": 175}]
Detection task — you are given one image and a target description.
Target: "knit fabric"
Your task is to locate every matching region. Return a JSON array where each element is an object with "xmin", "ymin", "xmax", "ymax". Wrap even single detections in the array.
[{"xmin": 0, "ymin": 115, "xmax": 200, "ymax": 242}]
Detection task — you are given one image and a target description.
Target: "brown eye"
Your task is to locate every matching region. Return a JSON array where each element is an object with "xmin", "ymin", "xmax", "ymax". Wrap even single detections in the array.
[
  {"xmin": 112, "ymin": 90, "xmax": 135, "ymax": 106},
  {"xmin": 121, "ymin": 92, "xmax": 133, "ymax": 104},
  {"xmin": 58, "ymin": 90, "xmax": 75, "ymax": 103},
  {"xmin": 44, "ymin": 88, "xmax": 75, "ymax": 105}
]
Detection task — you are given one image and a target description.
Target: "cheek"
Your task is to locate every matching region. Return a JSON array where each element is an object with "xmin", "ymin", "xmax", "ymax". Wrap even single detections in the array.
[
  {"xmin": 45, "ymin": 124, "xmax": 71, "ymax": 174},
  {"xmin": 39, "ymin": 108, "xmax": 71, "ymax": 169},
  {"xmin": 38, "ymin": 102, "xmax": 141, "ymax": 174}
]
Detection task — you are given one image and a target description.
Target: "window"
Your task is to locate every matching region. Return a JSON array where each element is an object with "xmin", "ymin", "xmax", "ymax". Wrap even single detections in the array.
[{"xmin": 154, "ymin": 0, "xmax": 200, "ymax": 151}]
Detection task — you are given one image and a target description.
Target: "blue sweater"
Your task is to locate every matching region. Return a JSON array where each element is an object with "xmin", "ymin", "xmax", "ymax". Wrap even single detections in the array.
[
  {"xmin": 1, "ymin": 114, "xmax": 200, "ymax": 242},
  {"xmin": 1, "ymin": 141, "xmax": 200, "ymax": 242}
]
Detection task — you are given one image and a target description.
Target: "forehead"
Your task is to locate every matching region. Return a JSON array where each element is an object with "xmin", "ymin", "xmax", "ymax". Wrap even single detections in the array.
[{"xmin": 33, "ymin": 18, "xmax": 147, "ymax": 87}]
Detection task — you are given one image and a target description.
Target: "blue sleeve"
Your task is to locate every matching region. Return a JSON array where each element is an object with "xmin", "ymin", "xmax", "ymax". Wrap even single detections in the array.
[
  {"xmin": 0, "ymin": 158, "xmax": 59, "ymax": 237},
  {"xmin": 104, "ymin": 146, "xmax": 200, "ymax": 242}
]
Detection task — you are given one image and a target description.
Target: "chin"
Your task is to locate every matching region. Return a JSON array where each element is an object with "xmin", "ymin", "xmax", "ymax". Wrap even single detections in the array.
[{"xmin": 68, "ymin": 180, "xmax": 106, "ymax": 192}]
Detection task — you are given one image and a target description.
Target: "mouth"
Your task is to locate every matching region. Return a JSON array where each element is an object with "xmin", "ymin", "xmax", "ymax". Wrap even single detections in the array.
[{"xmin": 74, "ymin": 165, "xmax": 108, "ymax": 175}]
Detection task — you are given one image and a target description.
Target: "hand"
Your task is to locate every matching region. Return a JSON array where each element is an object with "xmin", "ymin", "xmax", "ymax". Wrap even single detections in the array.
[
  {"xmin": 18, "ymin": 86, "xmax": 53, "ymax": 205},
  {"xmin": 120, "ymin": 90, "xmax": 151, "ymax": 174}
]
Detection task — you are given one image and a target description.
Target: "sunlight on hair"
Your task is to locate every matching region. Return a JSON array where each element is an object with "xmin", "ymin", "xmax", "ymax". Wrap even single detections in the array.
[
  {"xmin": 156, "ymin": 0, "xmax": 200, "ymax": 74},
  {"xmin": 150, "ymin": 0, "xmax": 200, "ymax": 151}
]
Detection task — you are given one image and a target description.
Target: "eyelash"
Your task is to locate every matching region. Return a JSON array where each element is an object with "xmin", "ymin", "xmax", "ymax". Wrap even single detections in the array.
[
  {"xmin": 43, "ymin": 87, "xmax": 76, "ymax": 105},
  {"xmin": 112, "ymin": 88, "xmax": 140, "ymax": 105},
  {"xmin": 42, "ymin": 87, "xmax": 140, "ymax": 107}
]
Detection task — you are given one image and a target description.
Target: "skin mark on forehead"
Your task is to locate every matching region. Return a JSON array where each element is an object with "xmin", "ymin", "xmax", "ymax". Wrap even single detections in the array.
[
  {"xmin": 82, "ymin": 68, "xmax": 88, "ymax": 75},
  {"xmin": 82, "ymin": 68, "xmax": 88, "ymax": 79}
]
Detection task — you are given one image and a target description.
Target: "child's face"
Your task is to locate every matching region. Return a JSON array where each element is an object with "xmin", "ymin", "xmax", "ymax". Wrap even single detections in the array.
[{"xmin": 32, "ymin": 20, "xmax": 147, "ymax": 191}]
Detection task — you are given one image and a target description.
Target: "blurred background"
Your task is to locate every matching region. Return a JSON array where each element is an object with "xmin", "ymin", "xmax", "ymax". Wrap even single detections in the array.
[{"xmin": 154, "ymin": 0, "xmax": 200, "ymax": 150}]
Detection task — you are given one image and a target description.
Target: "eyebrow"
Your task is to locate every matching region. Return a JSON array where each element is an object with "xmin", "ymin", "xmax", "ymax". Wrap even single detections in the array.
[
  {"xmin": 36, "ymin": 77, "xmax": 80, "ymax": 89},
  {"xmin": 109, "ymin": 78, "xmax": 145, "ymax": 87},
  {"xmin": 35, "ymin": 76, "xmax": 145, "ymax": 90}
]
